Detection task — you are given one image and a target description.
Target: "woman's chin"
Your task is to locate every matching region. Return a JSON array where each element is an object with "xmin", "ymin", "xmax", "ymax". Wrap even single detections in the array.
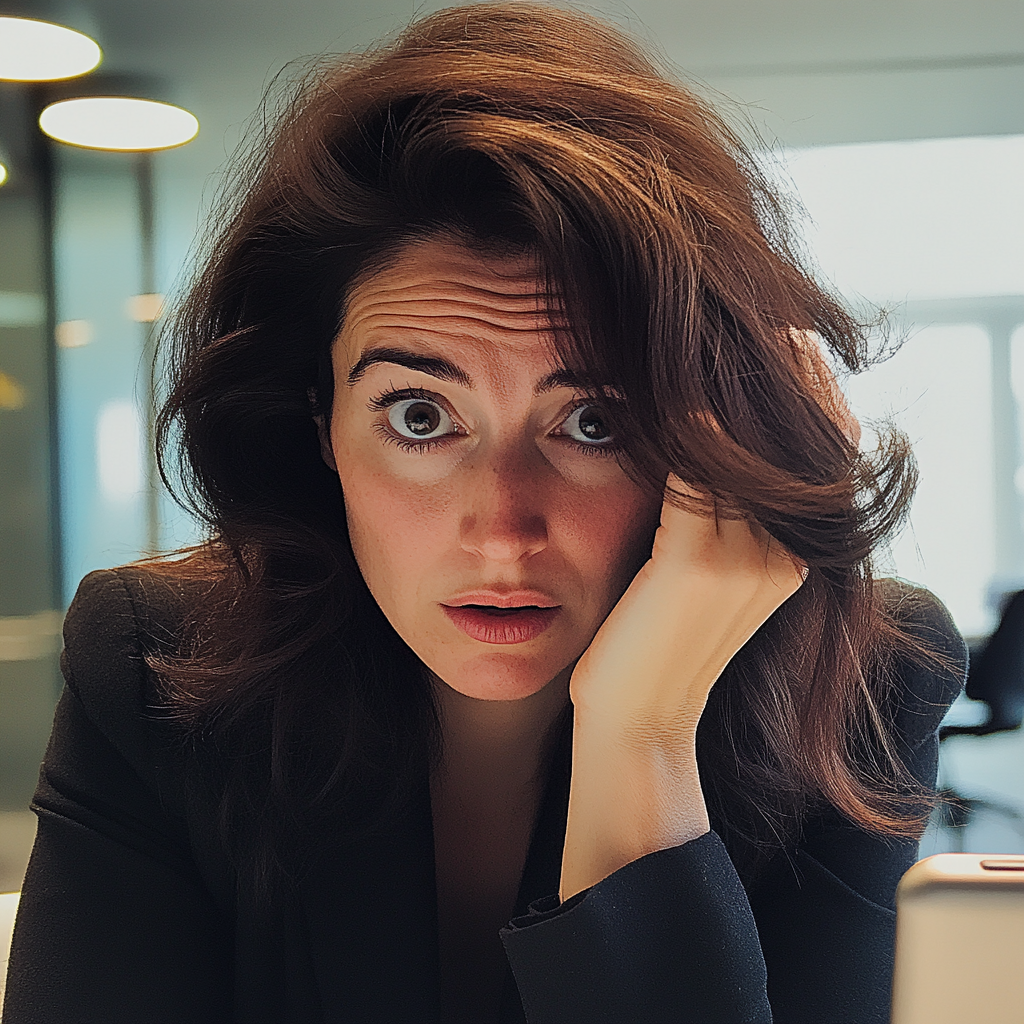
[{"xmin": 431, "ymin": 652, "xmax": 570, "ymax": 702}]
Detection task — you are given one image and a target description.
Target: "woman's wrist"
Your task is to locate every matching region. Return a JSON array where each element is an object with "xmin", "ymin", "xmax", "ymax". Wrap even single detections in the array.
[{"xmin": 559, "ymin": 708, "xmax": 711, "ymax": 901}]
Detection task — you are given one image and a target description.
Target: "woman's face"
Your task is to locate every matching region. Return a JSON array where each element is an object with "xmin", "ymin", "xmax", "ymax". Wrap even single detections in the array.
[{"xmin": 325, "ymin": 235, "xmax": 662, "ymax": 701}]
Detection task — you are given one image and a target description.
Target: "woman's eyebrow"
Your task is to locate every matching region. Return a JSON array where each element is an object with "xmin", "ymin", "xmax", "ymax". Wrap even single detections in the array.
[
  {"xmin": 346, "ymin": 344, "xmax": 588, "ymax": 395},
  {"xmin": 535, "ymin": 367, "xmax": 587, "ymax": 395},
  {"xmin": 346, "ymin": 346, "xmax": 473, "ymax": 388}
]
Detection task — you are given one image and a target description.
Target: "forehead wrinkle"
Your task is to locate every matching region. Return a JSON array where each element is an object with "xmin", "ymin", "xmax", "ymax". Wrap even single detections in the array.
[
  {"xmin": 365, "ymin": 274, "xmax": 555, "ymax": 302},
  {"xmin": 337, "ymin": 239, "xmax": 582, "ymax": 399},
  {"xmin": 338, "ymin": 289, "xmax": 564, "ymax": 370},
  {"xmin": 343, "ymin": 285, "xmax": 563, "ymax": 331},
  {"xmin": 350, "ymin": 311, "xmax": 559, "ymax": 342}
]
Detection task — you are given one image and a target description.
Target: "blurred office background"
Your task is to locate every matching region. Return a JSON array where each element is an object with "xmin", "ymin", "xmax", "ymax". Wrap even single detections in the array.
[{"xmin": 1, "ymin": 0, "xmax": 1023, "ymax": 889}]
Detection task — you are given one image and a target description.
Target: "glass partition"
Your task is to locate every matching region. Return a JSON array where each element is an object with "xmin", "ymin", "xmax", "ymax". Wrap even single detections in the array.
[{"xmin": 0, "ymin": 84, "xmax": 61, "ymax": 892}]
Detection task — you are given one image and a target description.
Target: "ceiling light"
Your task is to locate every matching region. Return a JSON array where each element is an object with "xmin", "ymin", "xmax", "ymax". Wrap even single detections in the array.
[
  {"xmin": 55, "ymin": 319, "xmax": 94, "ymax": 348},
  {"xmin": 38, "ymin": 96, "xmax": 199, "ymax": 151},
  {"xmin": 125, "ymin": 294, "xmax": 164, "ymax": 323},
  {"xmin": 0, "ymin": 16, "xmax": 101, "ymax": 81},
  {"xmin": 0, "ymin": 163, "xmax": 7, "ymax": 186}
]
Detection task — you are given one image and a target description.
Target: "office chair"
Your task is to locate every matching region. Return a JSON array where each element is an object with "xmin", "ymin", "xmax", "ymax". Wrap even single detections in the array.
[
  {"xmin": 935, "ymin": 590, "xmax": 1024, "ymax": 850},
  {"xmin": 942, "ymin": 589, "xmax": 1024, "ymax": 739}
]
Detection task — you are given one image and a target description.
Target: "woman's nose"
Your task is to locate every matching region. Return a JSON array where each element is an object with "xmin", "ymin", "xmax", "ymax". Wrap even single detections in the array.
[{"xmin": 458, "ymin": 447, "xmax": 548, "ymax": 564}]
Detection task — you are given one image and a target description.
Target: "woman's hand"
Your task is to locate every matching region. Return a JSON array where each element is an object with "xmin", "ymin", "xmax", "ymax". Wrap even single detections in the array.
[
  {"xmin": 792, "ymin": 328, "xmax": 861, "ymax": 447},
  {"xmin": 569, "ymin": 475, "xmax": 806, "ymax": 733},
  {"xmin": 559, "ymin": 476, "xmax": 806, "ymax": 900}
]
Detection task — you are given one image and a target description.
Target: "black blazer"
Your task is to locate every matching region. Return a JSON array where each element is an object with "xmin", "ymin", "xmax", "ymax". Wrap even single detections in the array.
[{"xmin": 3, "ymin": 568, "xmax": 966, "ymax": 1024}]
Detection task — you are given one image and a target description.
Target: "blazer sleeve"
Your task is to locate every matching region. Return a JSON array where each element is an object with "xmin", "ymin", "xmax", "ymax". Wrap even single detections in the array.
[
  {"xmin": 500, "ymin": 585, "xmax": 967, "ymax": 1024},
  {"xmin": 1, "ymin": 570, "xmax": 234, "ymax": 1024}
]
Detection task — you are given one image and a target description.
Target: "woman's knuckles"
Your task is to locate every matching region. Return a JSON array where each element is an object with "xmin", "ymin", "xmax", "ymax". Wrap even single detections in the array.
[{"xmin": 570, "ymin": 487, "xmax": 806, "ymax": 722}]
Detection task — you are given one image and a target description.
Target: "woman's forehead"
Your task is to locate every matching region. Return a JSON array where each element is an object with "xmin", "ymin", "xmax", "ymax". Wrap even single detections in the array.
[
  {"xmin": 343, "ymin": 236, "xmax": 556, "ymax": 315},
  {"xmin": 335, "ymin": 236, "xmax": 568, "ymax": 367}
]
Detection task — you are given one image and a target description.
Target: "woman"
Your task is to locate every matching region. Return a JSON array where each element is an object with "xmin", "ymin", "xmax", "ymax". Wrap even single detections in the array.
[{"xmin": 4, "ymin": 5, "xmax": 965, "ymax": 1023}]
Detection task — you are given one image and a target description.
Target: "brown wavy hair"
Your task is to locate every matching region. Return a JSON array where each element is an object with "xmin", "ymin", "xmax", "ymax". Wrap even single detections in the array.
[{"xmin": 150, "ymin": 2, "xmax": 959, "ymax": 885}]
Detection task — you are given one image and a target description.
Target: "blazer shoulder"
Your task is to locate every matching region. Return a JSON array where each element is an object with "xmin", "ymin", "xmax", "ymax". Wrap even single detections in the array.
[
  {"xmin": 61, "ymin": 565, "xmax": 195, "ymax": 779},
  {"xmin": 877, "ymin": 578, "xmax": 968, "ymax": 750},
  {"xmin": 880, "ymin": 578, "xmax": 966, "ymax": 662}
]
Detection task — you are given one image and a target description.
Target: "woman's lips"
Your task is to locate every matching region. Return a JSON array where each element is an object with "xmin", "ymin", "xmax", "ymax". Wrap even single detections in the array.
[{"xmin": 441, "ymin": 604, "xmax": 560, "ymax": 644}]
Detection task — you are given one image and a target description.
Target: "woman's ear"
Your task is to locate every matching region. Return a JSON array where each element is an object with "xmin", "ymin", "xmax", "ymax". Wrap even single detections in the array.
[
  {"xmin": 313, "ymin": 414, "xmax": 339, "ymax": 472},
  {"xmin": 308, "ymin": 388, "xmax": 339, "ymax": 472}
]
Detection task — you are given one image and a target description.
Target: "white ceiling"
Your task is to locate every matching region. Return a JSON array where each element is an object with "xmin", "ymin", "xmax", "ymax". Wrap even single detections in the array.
[{"xmin": 14, "ymin": 0, "xmax": 1024, "ymax": 177}]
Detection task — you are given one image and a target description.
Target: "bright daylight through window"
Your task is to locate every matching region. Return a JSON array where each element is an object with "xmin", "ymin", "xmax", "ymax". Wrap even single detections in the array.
[{"xmin": 776, "ymin": 134, "xmax": 1024, "ymax": 639}]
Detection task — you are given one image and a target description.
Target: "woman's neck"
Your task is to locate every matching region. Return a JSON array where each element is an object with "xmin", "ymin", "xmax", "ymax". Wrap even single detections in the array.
[
  {"xmin": 429, "ymin": 669, "xmax": 571, "ymax": 800},
  {"xmin": 428, "ymin": 670, "xmax": 572, "ymax": 1024}
]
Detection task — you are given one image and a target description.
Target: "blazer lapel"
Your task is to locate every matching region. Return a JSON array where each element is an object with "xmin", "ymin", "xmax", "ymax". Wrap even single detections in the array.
[
  {"xmin": 513, "ymin": 711, "xmax": 573, "ymax": 917},
  {"xmin": 499, "ymin": 712, "xmax": 573, "ymax": 1023},
  {"xmin": 298, "ymin": 712, "xmax": 573, "ymax": 1024},
  {"xmin": 299, "ymin": 770, "xmax": 440, "ymax": 1024}
]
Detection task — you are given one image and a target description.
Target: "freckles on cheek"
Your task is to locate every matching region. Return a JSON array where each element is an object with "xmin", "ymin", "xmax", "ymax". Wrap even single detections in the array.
[
  {"xmin": 341, "ymin": 464, "xmax": 454, "ymax": 601},
  {"xmin": 557, "ymin": 484, "xmax": 658, "ymax": 590}
]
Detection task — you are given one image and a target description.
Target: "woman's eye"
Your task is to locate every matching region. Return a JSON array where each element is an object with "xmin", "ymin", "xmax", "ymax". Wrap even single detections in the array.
[
  {"xmin": 561, "ymin": 404, "xmax": 614, "ymax": 445},
  {"xmin": 386, "ymin": 398, "xmax": 454, "ymax": 440}
]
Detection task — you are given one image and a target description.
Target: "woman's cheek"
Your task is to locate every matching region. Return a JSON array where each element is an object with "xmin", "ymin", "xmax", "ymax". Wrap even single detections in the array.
[
  {"xmin": 345, "ymin": 468, "xmax": 453, "ymax": 559},
  {"xmin": 336, "ymin": 445, "xmax": 454, "ymax": 600},
  {"xmin": 368, "ymin": 439, "xmax": 468, "ymax": 486},
  {"xmin": 568, "ymin": 482, "xmax": 660, "ymax": 597}
]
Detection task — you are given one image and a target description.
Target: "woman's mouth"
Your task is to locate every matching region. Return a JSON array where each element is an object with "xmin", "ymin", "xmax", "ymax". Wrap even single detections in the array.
[{"xmin": 441, "ymin": 604, "xmax": 560, "ymax": 644}]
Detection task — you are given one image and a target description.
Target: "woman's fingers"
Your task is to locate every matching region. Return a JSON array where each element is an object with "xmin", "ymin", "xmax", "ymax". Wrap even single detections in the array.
[
  {"xmin": 791, "ymin": 329, "xmax": 861, "ymax": 447},
  {"xmin": 748, "ymin": 518, "xmax": 809, "ymax": 594},
  {"xmin": 659, "ymin": 475, "xmax": 806, "ymax": 595},
  {"xmin": 570, "ymin": 474, "xmax": 806, "ymax": 730}
]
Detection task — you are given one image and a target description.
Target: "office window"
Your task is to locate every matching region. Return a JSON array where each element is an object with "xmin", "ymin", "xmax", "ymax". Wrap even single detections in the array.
[
  {"xmin": 847, "ymin": 325, "xmax": 994, "ymax": 637},
  {"xmin": 779, "ymin": 135, "xmax": 1024, "ymax": 638}
]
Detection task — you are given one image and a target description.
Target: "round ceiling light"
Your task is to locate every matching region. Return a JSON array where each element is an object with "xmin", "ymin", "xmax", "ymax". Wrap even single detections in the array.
[
  {"xmin": 0, "ymin": 163, "xmax": 7, "ymax": 187},
  {"xmin": 39, "ymin": 96, "xmax": 199, "ymax": 151},
  {"xmin": 0, "ymin": 16, "xmax": 101, "ymax": 81}
]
